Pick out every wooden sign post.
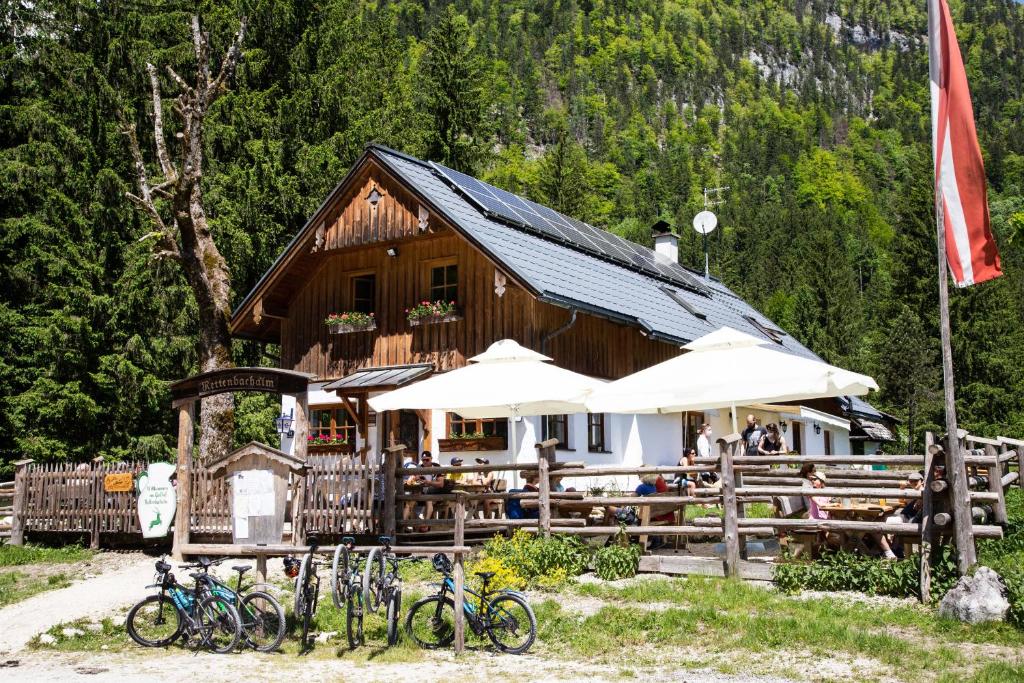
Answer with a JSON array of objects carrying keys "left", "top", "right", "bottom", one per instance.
[{"left": 168, "top": 368, "right": 314, "bottom": 560}]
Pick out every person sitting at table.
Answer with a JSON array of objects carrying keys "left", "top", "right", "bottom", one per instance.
[
  {"left": 402, "top": 451, "right": 424, "bottom": 526},
  {"left": 885, "top": 471, "right": 925, "bottom": 557},
  {"left": 802, "top": 471, "right": 832, "bottom": 520},
  {"left": 469, "top": 458, "right": 498, "bottom": 518},
  {"left": 636, "top": 473, "right": 674, "bottom": 522},
  {"left": 758, "top": 423, "right": 788, "bottom": 455},
  {"left": 416, "top": 452, "right": 446, "bottom": 529},
  {"left": 505, "top": 472, "right": 540, "bottom": 520},
  {"left": 675, "top": 449, "right": 699, "bottom": 496}
]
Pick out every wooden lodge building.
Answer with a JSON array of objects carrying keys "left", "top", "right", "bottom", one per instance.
[{"left": 230, "top": 145, "right": 895, "bottom": 483}]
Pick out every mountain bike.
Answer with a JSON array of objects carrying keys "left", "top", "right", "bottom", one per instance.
[
  {"left": 405, "top": 553, "right": 536, "bottom": 654},
  {"left": 283, "top": 535, "right": 323, "bottom": 652},
  {"left": 182, "top": 557, "right": 286, "bottom": 652},
  {"left": 126, "top": 558, "right": 242, "bottom": 654},
  {"left": 362, "top": 535, "right": 407, "bottom": 646},
  {"left": 331, "top": 536, "right": 365, "bottom": 648}
]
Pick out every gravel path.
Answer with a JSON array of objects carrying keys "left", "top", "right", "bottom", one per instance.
[
  {"left": 0, "top": 554, "right": 156, "bottom": 655},
  {"left": 0, "top": 649, "right": 801, "bottom": 683}
]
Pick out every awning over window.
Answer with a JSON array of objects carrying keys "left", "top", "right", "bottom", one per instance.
[{"left": 322, "top": 364, "right": 434, "bottom": 393}]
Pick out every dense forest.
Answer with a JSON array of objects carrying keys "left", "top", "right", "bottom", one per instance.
[{"left": 2, "top": 0, "right": 1023, "bottom": 470}]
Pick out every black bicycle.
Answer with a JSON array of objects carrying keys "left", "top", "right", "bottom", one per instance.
[
  {"left": 283, "top": 535, "right": 323, "bottom": 652},
  {"left": 330, "top": 536, "right": 365, "bottom": 648},
  {"left": 126, "top": 558, "right": 243, "bottom": 653},
  {"left": 362, "top": 535, "right": 405, "bottom": 646},
  {"left": 182, "top": 557, "right": 286, "bottom": 652},
  {"left": 405, "top": 553, "right": 536, "bottom": 654}
]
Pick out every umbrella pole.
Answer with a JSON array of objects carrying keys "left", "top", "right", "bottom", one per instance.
[
  {"left": 731, "top": 402, "right": 738, "bottom": 433},
  {"left": 510, "top": 405, "right": 519, "bottom": 488}
]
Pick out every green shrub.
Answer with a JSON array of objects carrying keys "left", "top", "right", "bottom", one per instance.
[
  {"left": 478, "top": 531, "right": 593, "bottom": 589},
  {"left": 977, "top": 489, "right": 1024, "bottom": 628},
  {"left": 593, "top": 544, "right": 641, "bottom": 581},
  {"left": 774, "top": 546, "right": 958, "bottom": 600}
]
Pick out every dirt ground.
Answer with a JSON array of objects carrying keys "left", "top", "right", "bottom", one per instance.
[{"left": 0, "top": 648, "right": 801, "bottom": 683}]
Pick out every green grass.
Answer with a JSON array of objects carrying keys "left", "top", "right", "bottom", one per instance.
[
  {"left": 0, "top": 542, "right": 93, "bottom": 567},
  {"left": 0, "top": 570, "right": 73, "bottom": 607},
  {"left": 684, "top": 502, "right": 775, "bottom": 521},
  {"left": 554, "top": 577, "right": 1024, "bottom": 679}
]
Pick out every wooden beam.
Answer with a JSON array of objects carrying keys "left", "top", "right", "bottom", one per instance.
[
  {"left": 414, "top": 409, "right": 432, "bottom": 452},
  {"left": 920, "top": 431, "right": 936, "bottom": 603},
  {"left": 172, "top": 402, "right": 194, "bottom": 561},
  {"left": 292, "top": 392, "right": 310, "bottom": 546},
  {"left": 9, "top": 459, "right": 34, "bottom": 546},
  {"left": 453, "top": 492, "right": 466, "bottom": 656},
  {"left": 717, "top": 433, "right": 742, "bottom": 579}
]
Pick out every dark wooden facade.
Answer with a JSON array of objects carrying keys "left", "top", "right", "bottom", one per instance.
[{"left": 232, "top": 158, "right": 680, "bottom": 381}]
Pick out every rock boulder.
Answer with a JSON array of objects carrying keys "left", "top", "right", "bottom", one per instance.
[{"left": 938, "top": 566, "right": 1010, "bottom": 624}]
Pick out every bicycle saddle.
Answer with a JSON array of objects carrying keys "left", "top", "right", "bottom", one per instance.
[
  {"left": 474, "top": 571, "right": 496, "bottom": 581},
  {"left": 232, "top": 565, "right": 251, "bottom": 574}
]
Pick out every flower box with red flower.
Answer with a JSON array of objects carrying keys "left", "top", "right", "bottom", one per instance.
[
  {"left": 307, "top": 433, "right": 354, "bottom": 453},
  {"left": 407, "top": 300, "right": 462, "bottom": 326},
  {"left": 325, "top": 311, "right": 376, "bottom": 334}
]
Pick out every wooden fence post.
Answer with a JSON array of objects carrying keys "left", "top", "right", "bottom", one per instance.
[
  {"left": 535, "top": 439, "right": 557, "bottom": 538},
  {"left": 984, "top": 444, "right": 1007, "bottom": 525},
  {"left": 292, "top": 392, "right": 310, "bottom": 546},
  {"left": 454, "top": 491, "right": 466, "bottom": 655},
  {"left": 920, "top": 433, "right": 936, "bottom": 603},
  {"left": 172, "top": 402, "right": 194, "bottom": 561},
  {"left": 383, "top": 445, "right": 405, "bottom": 538},
  {"left": 946, "top": 429, "right": 977, "bottom": 573},
  {"left": 717, "top": 434, "right": 741, "bottom": 578},
  {"left": 10, "top": 459, "right": 34, "bottom": 546},
  {"left": 90, "top": 456, "right": 104, "bottom": 549}
]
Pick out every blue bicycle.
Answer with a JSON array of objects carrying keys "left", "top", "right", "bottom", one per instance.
[{"left": 404, "top": 553, "right": 536, "bottom": 654}]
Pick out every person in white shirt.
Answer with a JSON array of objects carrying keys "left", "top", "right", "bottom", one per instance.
[{"left": 696, "top": 423, "right": 713, "bottom": 459}]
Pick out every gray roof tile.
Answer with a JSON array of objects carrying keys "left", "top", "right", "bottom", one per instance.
[{"left": 374, "top": 146, "right": 820, "bottom": 360}]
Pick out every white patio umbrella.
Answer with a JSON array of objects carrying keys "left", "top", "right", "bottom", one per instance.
[
  {"left": 585, "top": 327, "right": 878, "bottom": 432},
  {"left": 367, "top": 339, "right": 604, "bottom": 475}
]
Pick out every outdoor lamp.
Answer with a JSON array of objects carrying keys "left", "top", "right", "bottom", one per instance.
[
  {"left": 275, "top": 409, "right": 295, "bottom": 439},
  {"left": 813, "top": 422, "right": 822, "bottom": 435},
  {"left": 386, "top": 246, "right": 399, "bottom": 257},
  {"left": 779, "top": 419, "right": 787, "bottom": 434}
]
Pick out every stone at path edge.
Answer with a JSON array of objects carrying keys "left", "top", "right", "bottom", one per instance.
[{"left": 937, "top": 566, "right": 1010, "bottom": 624}]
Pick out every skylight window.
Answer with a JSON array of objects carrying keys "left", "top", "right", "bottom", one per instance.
[
  {"left": 661, "top": 286, "right": 707, "bottom": 320},
  {"left": 744, "top": 315, "right": 784, "bottom": 344}
]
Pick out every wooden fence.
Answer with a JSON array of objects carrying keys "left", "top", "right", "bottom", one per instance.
[
  {"left": 7, "top": 452, "right": 378, "bottom": 548},
  {"left": 379, "top": 430, "right": 1021, "bottom": 596}
]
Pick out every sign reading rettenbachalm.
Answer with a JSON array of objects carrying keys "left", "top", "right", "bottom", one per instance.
[{"left": 169, "top": 367, "right": 313, "bottom": 403}]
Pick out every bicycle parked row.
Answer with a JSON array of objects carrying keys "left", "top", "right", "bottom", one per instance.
[{"left": 124, "top": 535, "right": 536, "bottom": 655}]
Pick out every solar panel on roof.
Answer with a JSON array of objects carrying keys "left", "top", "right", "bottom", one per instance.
[{"left": 429, "top": 162, "right": 709, "bottom": 295}]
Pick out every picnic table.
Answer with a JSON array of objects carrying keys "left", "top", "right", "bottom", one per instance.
[{"left": 819, "top": 502, "right": 897, "bottom": 520}]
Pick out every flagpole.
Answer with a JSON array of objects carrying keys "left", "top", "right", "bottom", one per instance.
[{"left": 935, "top": 187, "right": 977, "bottom": 574}]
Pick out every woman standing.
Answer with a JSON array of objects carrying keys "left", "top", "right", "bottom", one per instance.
[{"left": 757, "top": 423, "right": 788, "bottom": 455}]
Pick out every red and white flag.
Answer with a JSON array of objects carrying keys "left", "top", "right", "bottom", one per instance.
[{"left": 929, "top": 0, "right": 1002, "bottom": 287}]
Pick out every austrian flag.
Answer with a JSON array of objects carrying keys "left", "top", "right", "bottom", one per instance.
[{"left": 928, "top": 0, "right": 1002, "bottom": 287}]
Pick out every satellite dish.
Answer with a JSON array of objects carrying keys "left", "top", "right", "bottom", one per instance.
[{"left": 692, "top": 210, "right": 718, "bottom": 235}]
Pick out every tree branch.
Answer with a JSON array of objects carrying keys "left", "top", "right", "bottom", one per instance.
[
  {"left": 206, "top": 16, "right": 247, "bottom": 106},
  {"left": 191, "top": 14, "right": 210, "bottom": 90},
  {"left": 145, "top": 63, "right": 177, "bottom": 182},
  {"left": 165, "top": 66, "right": 192, "bottom": 95}
]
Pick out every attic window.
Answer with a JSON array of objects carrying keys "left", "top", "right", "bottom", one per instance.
[
  {"left": 661, "top": 286, "right": 706, "bottom": 320},
  {"left": 744, "top": 315, "right": 784, "bottom": 344}
]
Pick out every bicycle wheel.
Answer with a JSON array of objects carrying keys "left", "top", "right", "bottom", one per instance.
[
  {"left": 386, "top": 587, "right": 402, "bottom": 646},
  {"left": 345, "top": 582, "right": 364, "bottom": 648},
  {"left": 485, "top": 593, "right": 536, "bottom": 654},
  {"left": 239, "top": 591, "right": 286, "bottom": 652},
  {"left": 293, "top": 550, "right": 313, "bottom": 618},
  {"left": 404, "top": 595, "right": 456, "bottom": 649},
  {"left": 362, "top": 547, "right": 385, "bottom": 614},
  {"left": 331, "top": 544, "right": 351, "bottom": 608},
  {"left": 126, "top": 594, "right": 182, "bottom": 647},
  {"left": 196, "top": 595, "right": 242, "bottom": 654}
]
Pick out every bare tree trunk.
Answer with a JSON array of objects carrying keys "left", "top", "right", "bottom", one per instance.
[{"left": 122, "top": 15, "right": 247, "bottom": 462}]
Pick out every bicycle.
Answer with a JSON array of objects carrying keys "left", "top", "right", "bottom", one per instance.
[
  {"left": 283, "top": 535, "right": 323, "bottom": 652},
  {"left": 181, "top": 557, "right": 286, "bottom": 652},
  {"left": 330, "top": 536, "right": 365, "bottom": 648},
  {"left": 405, "top": 553, "right": 536, "bottom": 654},
  {"left": 126, "top": 558, "right": 243, "bottom": 654},
  {"left": 362, "top": 535, "right": 406, "bottom": 646}
]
